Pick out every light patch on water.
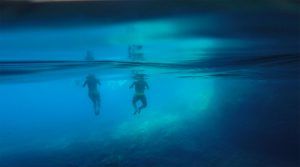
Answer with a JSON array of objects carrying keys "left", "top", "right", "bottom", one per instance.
[
  {"left": 0, "top": 16, "right": 249, "bottom": 62},
  {"left": 106, "top": 80, "right": 129, "bottom": 90},
  {"left": 174, "top": 79, "right": 214, "bottom": 113},
  {"left": 112, "top": 112, "right": 181, "bottom": 140}
]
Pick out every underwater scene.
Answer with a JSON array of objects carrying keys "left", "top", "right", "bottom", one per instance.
[{"left": 0, "top": 0, "right": 299, "bottom": 167}]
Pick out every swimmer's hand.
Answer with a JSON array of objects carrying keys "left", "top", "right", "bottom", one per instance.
[{"left": 129, "top": 82, "right": 135, "bottom": 89}]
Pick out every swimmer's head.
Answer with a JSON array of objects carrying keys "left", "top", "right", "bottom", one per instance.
[
  {"left": 134, "top": 74, "right": 145, "bottom": 81},
  {"left": 87, "top": 74, "right": 96, "bottom": 79}
]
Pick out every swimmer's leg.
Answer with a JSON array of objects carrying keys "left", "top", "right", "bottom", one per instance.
[
  {"left": 132, "top": 95, "right": 139, "bottom": 115},
  {"left": 89, "top": 93, "right": 99, "bottom": 116},
  {"left": 138, "top": 95, "right": 147, "bottom": 113}
]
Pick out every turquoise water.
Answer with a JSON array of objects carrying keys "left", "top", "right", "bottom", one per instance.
[{"left": 0, "top": 1, "right": 299, "bottom": 167}]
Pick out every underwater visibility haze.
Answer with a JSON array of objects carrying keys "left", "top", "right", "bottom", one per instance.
[{"left": 0, "top": 0, "right": 299, "bottom": 166}]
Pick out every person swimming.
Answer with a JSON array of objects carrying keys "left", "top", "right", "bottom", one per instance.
[
  {"left": 130, "top": 75, "right": 149, "bottom": 114},
  {"left": 83, "top": 74, "right": 101, "bottom": 115}
]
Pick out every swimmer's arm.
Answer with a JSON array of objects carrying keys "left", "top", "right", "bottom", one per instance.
[
  {"left": 82, "top": 81, "right": 87, "bottom": 87},
  {"left": 145, "top": 82, "right": 149, "bottom": 90},
  {"left": 129, "top": 82, "right": 135, "bottom": 89}
]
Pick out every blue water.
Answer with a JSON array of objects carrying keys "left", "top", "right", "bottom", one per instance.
[{"left": 0, "top": 1, "right": 299, "bottom": 167}]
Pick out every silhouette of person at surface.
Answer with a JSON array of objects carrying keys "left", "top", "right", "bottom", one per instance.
[
  {"left": 85, "top": 51, "right": 95, "bottom": 61},
  {"left": 83, "top": 74, "right": 101, "bottom": 115},
  {"left": 130, "top": 74, "right": 149, "bottom": 115}
]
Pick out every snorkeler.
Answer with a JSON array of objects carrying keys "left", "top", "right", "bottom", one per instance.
[
  {"left": 83, "top": 74, "right": 101, "bottom": 115},
  {"left": 130, "top": 75, "right": 149, "bottom": 114}
]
